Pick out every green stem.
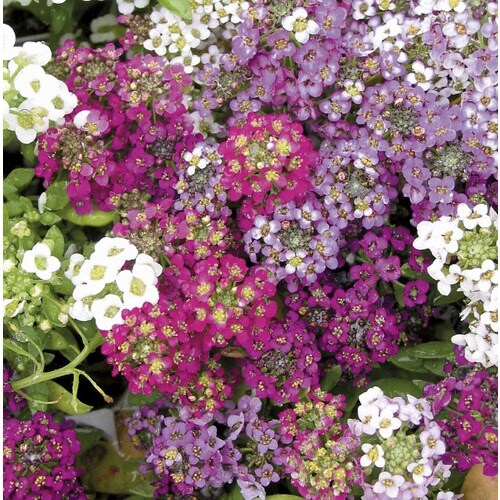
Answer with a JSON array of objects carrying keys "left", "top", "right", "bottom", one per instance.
[{"left": 11, "top": 332, "right": 103, "bottom": 390}]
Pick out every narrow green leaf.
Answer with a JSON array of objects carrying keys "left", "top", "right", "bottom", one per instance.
[
  {"left": 59, "top": 205, "right": 115, "bottom": 227},
  {"left": 46, "top": 380, "right": 93, "bottom": 415},
  {"left": 423, "top": 359, "right": 447, "bottom": 376},
  {"left": 321, "top": 365, "right": 342, "bottom": 392},
  {"left": 5, "top": 168, "right": 34, "bottom": 191},
  {"left": 392, "top": 281, "right": 405, "bottom": 307},
  {"left": 157, "top": 0, "right": 192, "bottom": 21},
  {"left": 45, "top": 181, "right": 70, "bottom": 211},
  {"left": 45, "top": 225, "right": 65, "bottom": 259},
  {"left": 432, "top": 286, "right": 464, "bottom": 306},
  {"left": 388, "top": 348, "right": 428, "bottom": 374},
  {"left": 409, "top": 341, "right": 455, "bottom": 359},
  {"left": 368, "top": 378, "right": 422, "bottom": 398}
]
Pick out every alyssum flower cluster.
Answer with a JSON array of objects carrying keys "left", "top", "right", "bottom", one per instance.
[{"left": 2, "top": 0, "right": 498, "bottom": 498}]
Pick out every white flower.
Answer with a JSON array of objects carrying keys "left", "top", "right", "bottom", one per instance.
[
  {"left": 373, "top": 472, "right": 405, "bottom": 498},
  {"left": 135, "top": 254, "right": 163, "bottom": 278},
  {"left": 4, "top": 100, "right": 49, "bottom": 144},
  {"left": 90, "top": 14, "right": 119, "bottom": 44},
  {"left": 359, "top": 386, "right": 384, "bottom": 406},
  {"left": 78, "top": 259, "right": 120, "bottom": 295},
  {"left": 352, "top": 0, "right": 376, "bottom": 20},
  {"left": 355, "top": 404, "right": 381, "bottom": 435},
  {"left": 406, "top": 60, "right": 434, "bottom": 91},
  {"left": 437, "top": 263, "right": 462, "bottom": 296},
  {"left": 93, "top": 237, "right": 138, "bottom": 268},
  {"left": 65, "top": 253, "right": 86, "bottom": 284},
  {"left": 457, "top": 203, "right": 492, "bottom": 229},
  {"left": 341, "top": 79, "right": 365, "bottom": 104},
  {"left": 3, "top": 24, "right": 18, "bottom": 61},
  {"left": 91, "top": 294, "right": 125, "bottom": 331},
  {"left": 116, "top": 265, "right": 159, "bottom": 309},
  {"left": 184, "top": 147, "right": 209, "bottom": 175},
  {"left": 377, "top": 405, "right": 402, "bottom": 438},
  {"left": 8, "top": 41, "right": 52, "bottom": 72},
  {"left": 407, "top": 459, "right": 433, "bottom": 485},
  {"left": 3, "top": 299, "right": 25, "bottom": 318},
  {"left": 13, "top": 65, "right": 58, "bottom": 100},
  {"left": 282, "top": 7, "right": 320, "bottom": 44},
  {"left": 21, "top": 242, "right": 61, "bottom": 280},
  {"left": 143, "top": 28, "right": 170, "bottom": 56},
  {"left": 420, "top": 423, "right": 446, "bottom": 458},
  {"left": 360, "top": 443, "right": 385, "bottom": 468},
  {"left": 476, "top": 260, "right": 498, "bottom": 293},
  {"left": 116, "top": 0, "right": 149, "bottom": 15},
  {"left": 69, "top": 299, "right": 94, "bottom": 322},
  {"left": 171, "top": 51, "right": 201, "bottom": 74}
]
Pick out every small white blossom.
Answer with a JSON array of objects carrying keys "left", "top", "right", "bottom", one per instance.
[
  {"left": 116, "top": 0, "right": 149, "bottom": 15},
  {"left": 373, "top": 472, "right": 405, "bottom": 498},
  {"left": 91, "top": 294, "right": 125, "bottom": 331},
  {"left": 282, "top": 7, "right": 320, "bottom": 44},
  {"left": 360, "top": 443, "right": 385, "bottom": 468},
  {"left": 116, "top": 265, "right": 159, "bottom": 309},
  {"left": 407, "top": 459, "right": 433, "bottom": 484},
  {"left": 93, "top": 237, "right": 139, "bottom": 268},
  {"left": 21, "top": 242, "right": 61, "bottom": 280}
]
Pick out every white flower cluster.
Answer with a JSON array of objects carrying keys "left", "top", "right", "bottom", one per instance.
[
  {"left": 67, "top": 237, "right": 162, "bottom": 331},
  {"left": 414, "top": 203, "right": 498, "bottom": 368},
  {"left": 141, "top": 0, "right": 248, "bottom": 72},
  {"left": 3, "top": 24, "right": 77, "bottom": 144},
  {"left": 349, "top": 387, "right": 458, "bottom": 500}
]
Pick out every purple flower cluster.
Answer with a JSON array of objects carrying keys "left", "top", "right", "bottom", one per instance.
[
  {"left": 238, "top": 311, "right": 321, "bottom": 403},
  {"left": 4, "top": 412, "right": 84, "bottom": 499},
  {"left": 423, "top": 358, "right": 498, "bottom": 476},
  {"left": 37, "top": 41, "right": 192, "bottom": 214},
  {"left": 127, "top": 396, "right": 286, "bottom": 498}
]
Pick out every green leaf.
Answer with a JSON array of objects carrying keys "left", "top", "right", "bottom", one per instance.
[
  {"left": 59, "top": 205, "right": 115, "bottom": 227},
  {"left": 333, "top": 382, "right": 361, "bottom": 418},
  {"left": 80, "top": 442, "right": 155, "bottom": 494},
  {"left": 127, "top": 390, "right": 163, "bottom": 407},
  {"left": 40, "top": 211, "right": 62, "bottom": 225},
  {"left": 25, "top": 382, "right": 50, "bottom": 412},
  {"left": 409, "top": 341, "right": 455, "bottom": 359},
  {"left": 46, "top": 380, "right": 93, "bottom": 415},
  {"left": 41, "top": 297, "right": 66, "bottom": 327},
  {"left": 3, "top": 182, "right": 18, "bottom": 201},
  {"left": 76, "top": 427, "right": 104, "bottom": 455},
  {"left": 225, "top": 484, "right": 245, "bottom": 500},
  {"left": 44, "top": 225, "right": 65, "bottom": 259},
  {"left": 45, "top": 181, "right": 70, "bottom": 211},
  {"left": 5, "top": 168, "right": 34, "bottom": 191},
  {"left": 43, "top": 352, "right": 55, "bottom": 365},
  {"left": 46, "top": 328, "right": 79, "bottom": 358},
  {"left": 157, "top": 0, "right": 192, "bottom": 21},
  {"left": 434, "top": 321, "right": 456, "bottom": 341},
  {"left": 321, "top": 365, "right": 342, "bottom": 392},
  {"left": 423, "top": 359, "right": 447, "bottom": 376},
  {"left": 392, "top": 281, "right": 405, "bottom": 307},
  {"left": 400, "top": 263, "right": 434, "bottom": 282},
  {"left": 71, "top": 319, "right": 99, "bottom": 343},
  {"left": 52, "top": 274, "right": 75, "bottom": 296},
  {"left": 432, "top": 286, "right": 464, "bottom": 306},
  {"left": 388, "top": 348, "right": 428, "bottom": 374},
  {"left": 368, "top": 378, "right": 422, "bottom": 398},
  {"left": 20, "top": 143, "right": 37, "bottom": 166}
]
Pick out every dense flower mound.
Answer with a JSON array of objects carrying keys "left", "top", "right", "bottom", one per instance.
[
  {"left": 279, "top": 391, "right": 364, "bottom": 499},
  {"left": 348, "top": 387, "right": 456, "bottom": 499},
  {"left": 424, "top": 359, "right": 498, "bottom": 476},
  {"left": 4, "top": 412, "right": 84, "bottom": 499},
  {"left": 36, "top": 41, "right": 192, "bottom": 214},
  {"left": 238, "top": 310, "right": 321, "bottom": 403},
  {"left": 218, "top": 112, "right": 318, "bottom": 206},
  {"left": 127, "top": 396, "right": 287, "bottom": 498},
  {"left": 2, "top": 0, "right": 498, "bottom": 497}
]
